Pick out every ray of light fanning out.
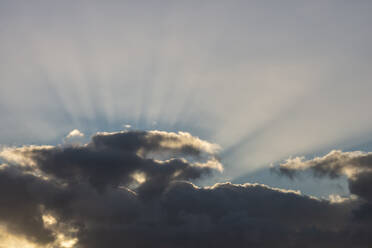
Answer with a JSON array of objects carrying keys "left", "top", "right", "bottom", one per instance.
[
  {"left": 1, "top": 1, "right": 372, "bottom": 247},
  {"left": 1, "top": 1, "right": 372, "bottom": 179}
]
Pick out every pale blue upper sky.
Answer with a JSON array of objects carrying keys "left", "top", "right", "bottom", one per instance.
[{"left": 1, "top": 1, "right": 372, "bottom": 194}]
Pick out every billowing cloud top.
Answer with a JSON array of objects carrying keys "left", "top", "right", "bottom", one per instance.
[
  {"left": 66, "top": 129, "right": 85, "bottom": 139},
  {"left": 0, "top": 131, "right": 372, "bottom": 247},
  {"left": 279, "top": 150, "right": 372, "bottom": 203}
]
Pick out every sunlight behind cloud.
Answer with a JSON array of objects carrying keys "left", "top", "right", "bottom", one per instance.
[
  {"left": 0, "top": 226, "right": 39, "bottom": 248},
  {"left": 0, "top": 0, "right": 372, "bottom": 179},
  {"left": 66, "top": 129, "right": 84, "bottom": 139}
]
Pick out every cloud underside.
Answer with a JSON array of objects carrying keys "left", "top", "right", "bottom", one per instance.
[{"left": 1, "top": 132, "right": 372, "bottom": 247}]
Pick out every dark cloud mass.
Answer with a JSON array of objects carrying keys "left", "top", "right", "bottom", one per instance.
[{"left": 1, "top": 132, "right": 372, "bottom": 247}]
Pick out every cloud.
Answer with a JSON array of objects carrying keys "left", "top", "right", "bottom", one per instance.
[
  {"left": 0, "top": 132, "right": 372, "bottom": 247},
  {"left": 277, "top": 150, "right": 372, "bottom": 238},
  {"left": 277, "top": 150, "right": 372, "bottom": 200},
  {"left": 278, "top": 150, "right": 372, "bottom": 179},
  {"left": 278, "top": 149, "right": 372, "bottom": 201},
  {"left": 65, "top": 129, "right": 84, "bottom": 139}
]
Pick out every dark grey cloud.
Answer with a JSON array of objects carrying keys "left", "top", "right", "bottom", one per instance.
[
  {"left": 277, "top": 150, "right": 372, "bottom": 246},
  {"left": 277, "top": 150, "right": 372, "bottom": 200},
  {"left": 1, "top": 133, "right": 372, "bottom": 247},
  {"left": 0, "top": 166, "right": 55, "bottom": 245}
]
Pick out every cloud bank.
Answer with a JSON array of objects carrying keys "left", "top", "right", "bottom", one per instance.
[{"left": 1, "top": 131, "right": 372, "bottom": 247}]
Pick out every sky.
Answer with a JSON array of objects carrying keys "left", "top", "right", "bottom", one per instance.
[{"left": 1, "top": 1, "right": 372, "bottom": 247}]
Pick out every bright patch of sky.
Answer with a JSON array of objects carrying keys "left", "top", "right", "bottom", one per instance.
[{"left": 1, "top": 1, "right": 372, "bottom": 195}]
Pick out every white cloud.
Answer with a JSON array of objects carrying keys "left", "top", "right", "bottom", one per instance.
[{"left": 66, "top": 129, "right": 84, "bottom": 139}]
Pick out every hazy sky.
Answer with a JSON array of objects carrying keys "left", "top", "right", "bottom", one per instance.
[
  {"left": 2, "top": 1, "right": 372, "bottom": 175},
  {"left": 1, "top": 2, "right": 372, "bottom": 246}
]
